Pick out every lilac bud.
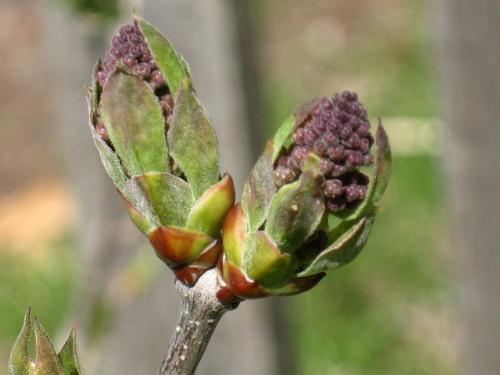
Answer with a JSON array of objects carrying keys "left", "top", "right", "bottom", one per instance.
[
  {"left": 314, "top": 139, "right": 328, "bottom": 156},
  {"left": 339, "top": 126, "right": 352, "bottom": 140},
  {"left": 328, "top": 145, "right": 345, "bottom": 161},
  {"left": 129, "top": 44, "right": 143, "bottom": 58},
  {"left": 120, "top": 25, "right": 135, "bottom": 34},
  {"left": 303, "top": 127, "right": 317, "bottom": 144},
  {"left": 323, "top": 131, "right": 338, "bottom": 145},
  {"left": 293, "top": 128, "right": 306, "bottom": 145},
  {"left": 110, "top": 47, "right": 122, "bottom": 58},
  {"left": 96, "top": 121, "right": 109, "bottom": 141},
  {"left": 97, "top": 21, "right": 167, "bottom": 93},
  {"left": 275, "top": 166, "right": 297, "bottom": 188},
  {"left": 95, "top": 21, "right": 174, "bottom": 144},
  {"left": 133, "top": 62, "right": 151, "bottom": 79},
  {"left": 357, "top": 122, "right": 370, "bottom": 136},
  {"left": 319, "top": 158, "right": 334, "bottom": 175},
  {"left": 331, "top": 164, "right": 347, "bottom": 177},
  {"left": 290, "top": 146, "right": 309, "bottom": 168},
  {"left": 160, "top": 94, "right": 174, "bottom": 115},
  {"left": 273, "top": 91, "right": 374, "bottom": 213},
  {"left": 324, "top": 179, "right": 343, "bottom": 198},
  {"left": 360, "top": 137, "right": 371, "bottom": 153},
  {"left": 348, "top": 133, "right": 361, "bottom": 148},
  {"left": 123, "top": 54, "right": 137, "bottom": 68},
  {"left": 142, "top": 48, "right": 152, "bottom": 61}
]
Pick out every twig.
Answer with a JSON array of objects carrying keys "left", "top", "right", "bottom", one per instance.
[{"left": 158, "top": 269, "right": 231, "bottom": 375}]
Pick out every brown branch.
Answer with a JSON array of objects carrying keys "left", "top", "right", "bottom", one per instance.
[{"left": 158, "top": 269, "right": 232, "bottom": 375}]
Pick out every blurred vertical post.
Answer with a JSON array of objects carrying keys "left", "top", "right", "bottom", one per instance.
[
  {"left": 437, "top": 1, "right": 500, "bottom": 374},
  {"left": 43, "top": 0, "right": 283, "bottom": 373}
]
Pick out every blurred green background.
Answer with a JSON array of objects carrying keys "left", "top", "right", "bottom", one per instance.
[{"left": 0, "top": 0, "right": 456, "bottom": 374}]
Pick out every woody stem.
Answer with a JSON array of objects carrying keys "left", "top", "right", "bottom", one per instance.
[{"left": 158, "top": 269, "right": 231, "bottom": 375}]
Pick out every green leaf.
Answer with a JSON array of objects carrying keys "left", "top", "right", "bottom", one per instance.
[
  {"left": 88, "top": 63, "right": 101, "bottom": 127},
  {"left": 298, "top": 214, "right": 375, "bottom": 276},
  {"left": 121, "top": 195, "right": 155, "bottom": 234},
  {"left": 168, "top": 80, "right": 219, "bottom": 198},
  {"left": 268, "top": 273, "right": 325, "bottom": 296},
  {"left": 134, "top": 173, "right": 194, "bottom": 227},
  {"left": 244, "top": 231, "right": 296, "bottom": 288},
  {"left": 87, "top": 67, "right": 129, "bottom": 192},
  {"left": 271, "top": 97, "right": 323, "bottom": 161},
  {"left": 33, "top": 318, "right": 64, "bottom": 375},
  {"left": 8, "top": 309, "right": 31, "bottom": 375},
  {"left": 100, "top": 71, "right": 168, "bottom": 177},
  {"left": 345, "top": 121, "right": 392, "bottom": 221},
  {"left": 222, "top": 205, "right": 246, "bottom": 267},
  {"left": 58, "top": 328, "right": 82, "bottom": 375},
  {"left": 371, "top": 121, "right": 392, "bottom": 203},
  {"left": 136, "top": 15, "right": 191, "bottom": 97},
  {"left": 89, "top": 121, "right": 128, "bottom": 192},
  {"left": 271, "top": 115, "right": 295, "bottom": 161},
  {"left": 186, "top": 175, "right": 235, "bottom": 237},
  {"left": 265, "top": 168, "right": 325, "bottom": 254},
  {"left": 122, "top": 177, "right": 160, "bottom": 230},
  {"left": 242, "top": 142, "right": 277, "bottom": 232}
]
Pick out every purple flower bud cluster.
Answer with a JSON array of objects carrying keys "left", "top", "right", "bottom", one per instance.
[
  {"left": 275, "top": 91, "right": 373, "bottom": 212},
  {"left": 96, "top": 22, "right": 174, "bottom": 133}
]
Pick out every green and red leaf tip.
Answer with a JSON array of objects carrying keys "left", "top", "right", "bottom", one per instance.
[{"left": 8, "top": 309, "right": 83, "bottom": 375}]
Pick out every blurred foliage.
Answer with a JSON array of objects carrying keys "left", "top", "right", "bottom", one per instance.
[
  {"left": 53, "top": 0, "right": 120, "bottom": 22},
  {"left": 290, "top": 155, "right": 453, "bottom": 374},
  {"left": 0, "top": 236, "right": 77, "bottom": 369}
]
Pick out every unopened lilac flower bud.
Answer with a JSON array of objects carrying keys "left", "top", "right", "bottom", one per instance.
[
  {"left": 324, "top": 179, "right": 343, "bottom": 198},
  {"left": 88, "top": 16, "right": 236, "bottom": 286},
  {"left": 95, "top": 121, "right": 109, "bottom": 141},
  {"left": 274, "top": 91, "right": 374, "bottom": 213},
  {"left": 217, "top": 91, "right": 391, "bottom": 303},
  {"left": 133, "top": 62, "right": 151, "bottom": 79}
]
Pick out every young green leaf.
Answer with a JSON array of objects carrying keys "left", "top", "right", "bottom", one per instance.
[
  {"left": 8, "top": 309, "right": 32, "bottom": 375},
  {"left": 58, "top": 328, "right": 82, "bottom": 375},
  {"left": 100, "top": 71, "right": 168, "bottom": 177},
  {"left": 136, "top": 15, "right": 191, "bottom": 97},
  {"left": 186, "top": 175, "right": 235, "bottom": 237},
  {"left": 298, "top": 214, "right": 375, "bottom": 276},
  {"left": 265, "top": 169, "right": 325, "bottom": 254},
  {"left": 134, "top": 173, "right": 194, "bottom": 227},
  {"left": 242, "top": 142, "right": 276, "bottom": 232},
  {"left": 33, "top": 318, "right": 64, "bottom": 375},
  {"left": 168, "top": 80, "right": 219, "bottom": 198}
]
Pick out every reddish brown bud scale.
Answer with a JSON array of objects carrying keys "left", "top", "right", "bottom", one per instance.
[
  {"left": 173, "top": 240, "right": 222, "bottom": 286},
  {"left": 221, "top": 259, "right": 268, "bottom": 299},
  {"left": 275, "top": 91, "right": 374, "bottom": 213}
]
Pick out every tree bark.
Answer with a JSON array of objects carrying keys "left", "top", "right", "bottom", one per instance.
[
  {"left": 159, "top": 270, "right": 230, "bottom": 375},
  {"left": 437, "top": 1, "right": 500, "bottom": 374}
]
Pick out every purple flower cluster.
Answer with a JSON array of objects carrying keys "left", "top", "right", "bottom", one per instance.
[
  {"left": 275, "top": 91, "right": 373, "bottom": 212},
  {"left": 96, "top": 22, "right": 174, "bottom": 128}
]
